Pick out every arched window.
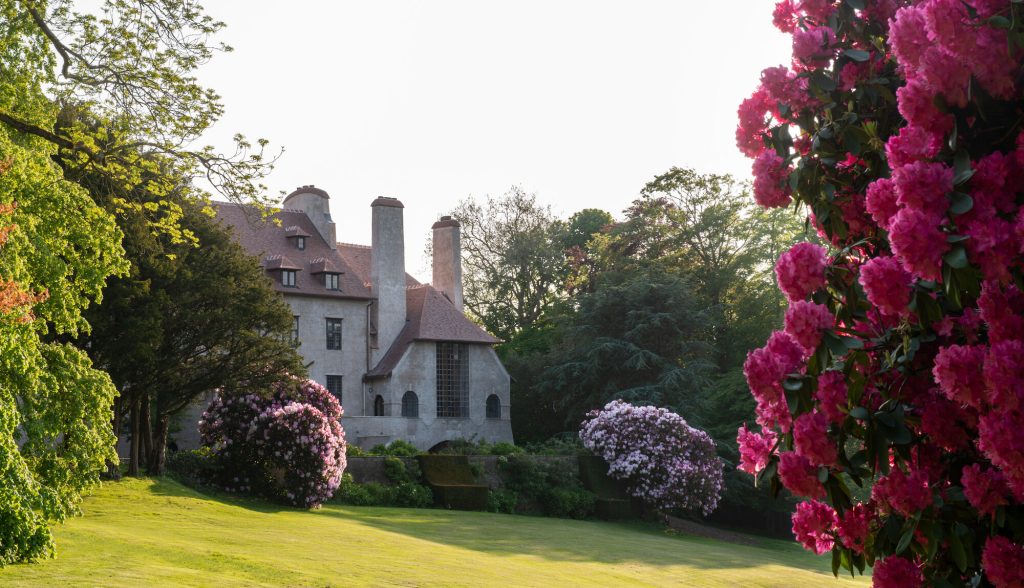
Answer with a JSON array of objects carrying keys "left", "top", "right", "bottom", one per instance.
[
  {"left": 401, "top": 391, "right": 419, "bottom": 418},
  {"left": 486, "top": 394, "right": 501, "bottom": 419},
  {"left": 373, "top": 395, "right": 385, "bottom": 417}
]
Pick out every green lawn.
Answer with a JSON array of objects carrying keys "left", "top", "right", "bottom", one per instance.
[{"left": 4, "top": 478, "right": 869, "bottom": 587}]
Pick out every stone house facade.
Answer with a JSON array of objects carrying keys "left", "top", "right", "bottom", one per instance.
[{"left": 207, "top": 186, "right": 513, "bottom": 450}]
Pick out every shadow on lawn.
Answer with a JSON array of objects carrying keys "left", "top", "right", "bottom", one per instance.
[{"left": 142, "top": 477, "right": 826, "bottom": 572}]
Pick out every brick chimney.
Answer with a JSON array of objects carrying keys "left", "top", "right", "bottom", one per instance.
[
  {"left": 370, "top": 196, "right": 406, "bottom": 361},
  {"left": 282, "top": 185, "right": 336, "bottom": 250},
  {"left": 432, "top": 216, "right": 463, "bottom": 311}
]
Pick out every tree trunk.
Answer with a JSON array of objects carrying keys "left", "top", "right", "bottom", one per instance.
[
  {"left": 140, "top": 390, "right": 152, "bottom": 471},
  {"left": 128, "top": 397, "right": 140, "bottom": 477},
  {"left": 104, "top": 395, "right": 123, "bottom": 480},
  {"left": 149, "top": 414, "right": 170, "bottom": 476}
]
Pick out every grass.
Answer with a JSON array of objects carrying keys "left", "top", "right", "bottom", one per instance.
[{"left": 4, "top": 477, "right": 870, "bottom": 587}]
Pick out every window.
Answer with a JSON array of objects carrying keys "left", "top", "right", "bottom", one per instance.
[
  {"left": 296, "top": 236, "right": 306, "bottom": 251},
  {"left": 326, "top": 318, "right": 343, "bottom": 350},
  {"left": 401, "top": 391, "right": 419, "bottom": 418},
  {"left": 373, "top": 395, "right": 385, "bottom": 416},
  {"left": 325, "top": 375, "right": 343, "bottom": 403},
  {"left": 325, "top": 273, "right": 340, "bottom": 291},
  {"left": 486, "top": 394, "right": 501, "bottom": 419},
  {"left": 436, "top": 342, "right": 468, "bottom": 418},
  {"left": 291, "top": 316, "right": 300, "bottom": 346},
  {"left": 282, "top": 270, "right": 296, "bottom": 287}
]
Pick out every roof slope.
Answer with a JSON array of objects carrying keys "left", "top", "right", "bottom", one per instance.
[
  {"left": 366, "top": 285, "right": 500, "bottom": 379},
  {"left": 336, "top": 243, "right": 420, "bottom": 288},
  {"left": 214, "top": 202, "right": 372, "bottom": 299}
]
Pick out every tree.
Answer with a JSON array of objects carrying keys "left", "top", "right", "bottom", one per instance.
[
  {"left": 0, "top": 99, "right": 126, "bottom": 563},
  {"left": 536, "top": 269, "right": 717, "bottom": 427},
  {"left": 737, "top": 2, "right": 1024, "bottom": 585},
  {"left": 78, "top": 179, "right": 305, "bottom": 477},
  {"left": 450, "top": 187, "right": 568, "bottom": 345}
]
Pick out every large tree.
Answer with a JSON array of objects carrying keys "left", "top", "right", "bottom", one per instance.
[
  {"left": 77, "top": 177, "right": 305, "bottom": 477},
  {"left": 449, "top": 187, "right": 568, "bottom": 345},
  {"left": 0, "top": 0, "right": 276, "bottom": 562}
]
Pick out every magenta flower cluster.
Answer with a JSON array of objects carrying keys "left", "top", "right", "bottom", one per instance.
[
  {"left": 736, "top": 1, "right": 1024, "bottom": 585},
  {"left": 579, "top": 400, "right": 723, "bottom": 516},
  {"left": 199, "top": 377, "right": 346, "bottom": 508}
]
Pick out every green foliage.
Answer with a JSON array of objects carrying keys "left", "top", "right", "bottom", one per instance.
[
  {"left": 166, "top": 447, "right": 220, "bottom": 489},
  {"left": 520, "top": 435, "right": 586, "bottom": 456},
  {"left": 448, "top": 187, "right": 568, "bottom": 344},
  {"left": 0, "top": 66, "right": 126, "bottom": 563},
  {"left": 382, "top": 457, "right": 422, "bottom": 485},
  {"left": 333, "top": 474, "right": 433, "bottom": 509},
  {"left": 498, "top": 455, "right": 596, "bottom": 519},
  {"left": 538, "top": 269, "right": 718, "bottom": 424},
  {"left": 433, "top": 439, "right": 525, "bottom": 456},
  {"left": 486, "top": 489, "right": 518, "bottom": 514},
  {"left": 366, "top": 440, "right": 420, "bottom": 457}
]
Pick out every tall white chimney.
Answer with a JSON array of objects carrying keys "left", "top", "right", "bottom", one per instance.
[
  {"left": 370, "top": 196, "right": 406, "bottom": 361},
  {"left": 282, "top": 185, "right": 336, "bottom": 249},
  {"left": 432, "top": 216, "right": 463, "bottom": 311}
]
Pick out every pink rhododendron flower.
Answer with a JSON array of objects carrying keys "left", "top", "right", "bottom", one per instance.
[
  {"left": 892, "top": 161, "right": 953, "bottom": 218},
  {"left": 792, "top": 26, "right": 838, "bottom": 68},
  {"left": 919, "top": 393, "right": 970, "bottom": 451},
  {"left": 752, "top": 150, "right": 792, "bottom": 208},
  {"left": 778, "top": 452, "right": 825, "bottom": 498},
  {"left": 933, "top": 344, "right": 986, "bottom": 409},
  {"left": 792, "top": 500, "right": 837, "bottom": 555},
  {"left": 775, "top": 242, "right": 827, "bottom": 301},
  {"left": 865, "top": 178, "right": 900, "bottom": 231},
  {"left": 978, "top": 410, "right": 1024, "bottom": 499},
  {"left": 784, "top": 300, "right": 833, "bottom": 353},
  {"left": 888, "top": 208, "right": 949, "bottom": 282},
  {"left": 962, "top": 464, "right": 1009, "bottom": 517},
  {"left": 978, "top": 280, "right": 1024, "bottom": 344},
  {"left": 793, "top": 411, "right": 837, "bottom": 467},
  {"left": 896, "top": 80, "right": 953, "bottom": 135},
  {"left": 837, "top": 503, "right": 871, "bottom": 555},
  {"left": 886, "top": 125, "right": 943, "bottom": 169},
  {"left": 873, "top": 468, "right": 932, "bottom": 517},
  {"left": 889, "top": 6, "right": 929, "bottom": 69},
  {"left": 772, "top": 0, "right": 799, "bottom": 33},
  {"left": 872, "top": 556, "right": 923, "bottom": 588},
  {"left": 815, "top": 371, "right": 847, "bottom": 424},
  {"left": 736, "top": 88, "right": 771, "bottom": 157},
  {"left": 737, "top": 424, "right": 777, "bottom": 474},
  {"left": 982, "top": 536, "right": 1024, "bottom": 588},
  {"left": 859, "top": 256, "right": 913, "bottom": 317},
  {"left": 983, "top": 340, "right": 1024, "bottom": 411}
]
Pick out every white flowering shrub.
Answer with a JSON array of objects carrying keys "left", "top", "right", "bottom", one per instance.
[
  {"left": 200, "top": 378, "right": 346, "bottom": 508},
  {"left": 579, "top": 400, "right": 723, "bottom": 516}
]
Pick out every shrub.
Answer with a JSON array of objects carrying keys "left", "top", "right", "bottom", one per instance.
[
  {"left": 736, "top": 1, "right": 1024, "bottom": 583},
  {"left": 579, "top": 400, "right": 723, "bottom": 516},
  {"left": 382, "top": 456, "right": 422, "bottom": 485},
  {"left": 367, "top": 440, "right": 419, "bottom": 457},
  {"left": 540, "top": 487, "right": 596, "bottom": 520},
  {"left": 498, "top": 454, "right": 596, "bottom": 518},
  {"left": 166, "top": 447, "right": 219, "bottom": 488},
  {"left": 487, "top": 489, "right": 519, "bottom": 514},
  {"left": 199, "top": 377, "right": 346, "bottom": 508},
  {"left": 332, "top": 474, "right": 433, "bottom": 508}
]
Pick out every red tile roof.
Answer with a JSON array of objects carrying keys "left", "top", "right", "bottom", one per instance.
[
  {"left": 214, "top": 202, "right": 372, "bottom": 300},
  {"left": 365, "top": 284, "right": 500, "bottom": 379}
]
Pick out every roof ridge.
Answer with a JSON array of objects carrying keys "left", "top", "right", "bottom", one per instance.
[{"left": 336, "top": 242, "right": 370, "bottom": 249}]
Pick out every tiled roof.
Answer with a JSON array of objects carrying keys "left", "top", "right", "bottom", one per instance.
[
  {"left": 337, "top": 243, "right": 420, "bottom": 289},
  {"left": 365, "top": 284, "right": 500, "bottom": 379},
  {"left": 213, "top": 202, "right": 372, "bottom": 300},
  {"left": 309, "top": 257, "right": 342, "bottom": 274},
  {"left": 283, "top": 225, "right": 311, "bottom": 238}
]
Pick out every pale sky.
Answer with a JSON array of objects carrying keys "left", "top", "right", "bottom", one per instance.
[{"left": 195, "top": 1, "right": 792, "bottom": 280}]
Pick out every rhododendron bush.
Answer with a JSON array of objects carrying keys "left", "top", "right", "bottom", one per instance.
[
  {"left": 579, "top": 401, "right": 723, "bottom": 515},
  {"left": 200, "top": 378, "right": 346, "bottom": 508},
  {"left": 736, "top": 1, "right": 1024, "bottom": 586}
]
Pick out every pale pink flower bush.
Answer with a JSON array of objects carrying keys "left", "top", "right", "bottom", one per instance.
[
  {"left": 579, "top": 401, "right": 723, "bottom": 516},
  {"left": 737, "top": 0, "right": 1024, "bottom": 585},
  {"left": 200, "top": 377, "right": 346, "bottom": 508}
]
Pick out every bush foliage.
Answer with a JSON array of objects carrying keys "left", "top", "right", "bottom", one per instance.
[{"left": 737, "top": 1, "right": 1024, "bottom": 585}]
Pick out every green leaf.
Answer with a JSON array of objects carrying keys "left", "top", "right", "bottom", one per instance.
[
  {"left": 845, "top": 0, "right": 865, "bottom": 9},
  {"left": 849, "top": 406, "right": 870, "bottom": 420},
  {"left": 896, "top": 525, "right": 915, "bottom": 554},
  {"left": 947, "top": 234, "right": 970, "bottom": 244},
  {"left": 843, "top": 49, "right": 870, "bottom": 62},
  {"left": 944, "top": 247, "right": 969, "bottom": 269},
  {"left": 831, "top": 548, "right": 842, "bottom": 577},
  {"left": 989, "top": 15, "right": 1012, "bottom": 28},
  {"left": 949, "top": 526, "right": 967, "bottom": 572},
  {"left": 949, "top": 191, "right": 973, "bottom": 215}
]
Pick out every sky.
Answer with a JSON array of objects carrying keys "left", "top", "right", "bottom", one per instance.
[{"left": 194, "top": 1, "right": 793, "bottom": 280}]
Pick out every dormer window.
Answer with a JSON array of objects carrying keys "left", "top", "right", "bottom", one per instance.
[
  {"left": 282, "top": 270, "right": 297, "bottom": 287},
  {"left": 296, "top": 237, "right": 306, "bottom": 251},
  {"left": 325, "top": 272, "right": 340, "bottom": 291}
]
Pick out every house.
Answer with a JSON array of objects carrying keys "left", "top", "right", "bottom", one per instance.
[{"left": 208, "top": 185, "right": 513, "bottom": 450}]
